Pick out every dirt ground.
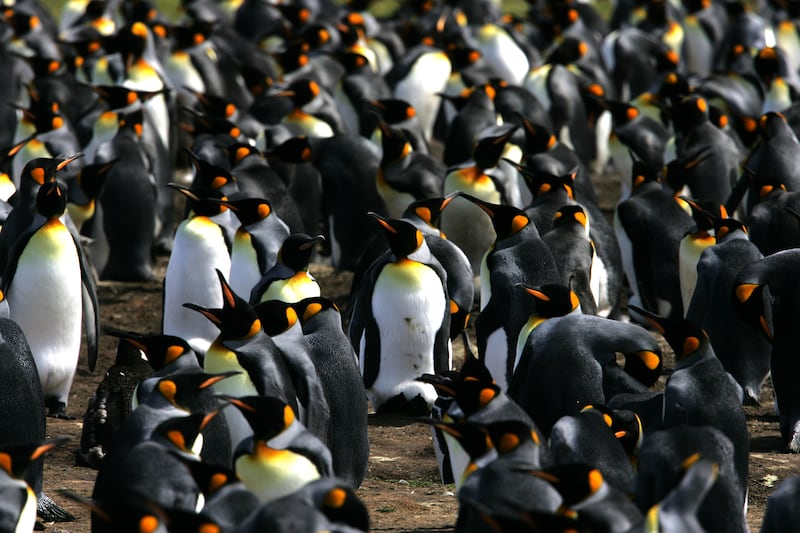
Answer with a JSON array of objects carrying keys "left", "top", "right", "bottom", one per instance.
[{"left": 39, "top": 175, "right": 800, "bottom": 532}]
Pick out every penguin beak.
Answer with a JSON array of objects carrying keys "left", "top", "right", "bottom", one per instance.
[
  {"left": 56, "top": 152, "right": 84, "bottom": 171},
  {"left": 167, "top": 182, "right": 201, "bottom": 201},
  {"left": 299, "top": 234, "right": 325, "bottom": 251},
  {"left": 183, "top": 303, "right": 223, "bottom": 326},
  {"left": 455, "top": 192, "right": 495, "bottom": 218},
  {"left": 368, "top": 212, "right": 397, "bottom": 233}
]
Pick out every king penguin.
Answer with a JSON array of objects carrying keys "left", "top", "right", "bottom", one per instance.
[
  {"left": 2, "top": 178, "right": 98, "bottom": 418},
  {"left": 349, "top": 213, "right": 451, "bottom": 414}
]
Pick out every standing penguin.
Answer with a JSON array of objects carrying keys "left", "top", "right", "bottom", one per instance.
[
  {"left": 249, "top": 233, "right": 325, "bottom": 304},
  {"left": 162, "top": 183, "right": 232, "bottom": 356},
  {"left": 349, "top": 213, "right": 451, "bottom": 414},
  {"left": 296, "top": 296, "right": 369, "bottom": 488},
  {"left": 2, "top": 178, "right": 98, "bottom": 418},
  {"left": 224, "top": 197, "right": 291, "bottom": 300},
  {"left": 686, "top": 215, "right": 771, "bottom": 404},
  {"left": 733, "top": 248, "right": 800, "bottom": 451},
  {"left": 614, "top": 158, "right": 694, "bottom": 318}
]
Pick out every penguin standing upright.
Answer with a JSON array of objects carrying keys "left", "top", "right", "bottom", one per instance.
[
  {"left": 733, "top": 248, "right": 800, "bottom": 451},
  {"left": 162, "top": 183, "right": 232, "bottom": 356},
  {"left": 686, "top": 215, "right": 771, "bottom": 404},
  {"left": 296, "top": 296, "right": 369, "bottom": 488},
  {"left": 249, "top": 233, "right": 325, "bottom": 304},
  {"left": 2, "top": 178, "right": 98, "bottom": 418},
  {"left": 349, "top": 214, "right": 451, "bottom": 414}
]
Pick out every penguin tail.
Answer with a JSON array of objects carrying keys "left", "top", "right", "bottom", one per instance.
[{"left": 38, "top": 492, "right": 76, "bottom": 522}]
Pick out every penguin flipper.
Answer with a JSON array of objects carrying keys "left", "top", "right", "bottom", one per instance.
[
  {"left": 38, "top": 492, "right": 76, "bottom": 522},
  {"left": 684, "top": 257, "right": 711, "bottom": 324},
  {"left": 76, "top": 234, "right": 99, "bottom": 372},
  {"left": 282, "top": 348, "right": 331, "bottom": 442},
  {"left": 0, "top": 226, "right": 35, "bottom": 293}
]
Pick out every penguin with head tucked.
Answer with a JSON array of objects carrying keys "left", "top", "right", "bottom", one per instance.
[
  {"left": 632, "top": 306, "right": 749, "bottom": 501},
  {"left": 349, "top": 213, "right": 451, "bottom": 414},
  {"left": 733, "top": 248, "right": 800, "bottom": 452},
  {"left": 510, "top": 312, "right": 662, "bottom": 437},
  {"left": 2, "top": 177, "right": 98, "bottom": 418}
]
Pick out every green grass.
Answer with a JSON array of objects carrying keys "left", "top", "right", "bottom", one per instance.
[{"left": 39, "top": 0, "right": 183, "bottom": 23}]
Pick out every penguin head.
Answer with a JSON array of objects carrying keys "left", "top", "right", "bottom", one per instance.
[
  {"left": 283, "top": 78, "right": 324, "bottom": 109},
  {"left": 225, "top": 142, "right": 262, "bottom": 168},
  {"left": 531, "top": 463, "right": 606, "bottom": 506},
  {"left": 581, "top": 404, "right": 644, "bottom": 455},
  {"left": 74, "top": 159, "right": 117, "bottom": 201},
  {"left": 629, "top": 305, "right": 711, "bottom": 361},
  {"left": 186, "top": 150, "right": 237, "bottom": 192},
  {"left": 754, "top": 47, "right": 785, "bottom": 86},
  {"left": 758, "top": 111, "right": 789, "bottom": 140},
  {"left": 664, "top": 147, "right": 715, "bottom": 197},
  {"left": 264, "top": 136, "right": 313, "bottom": 164},
  {"left": 183, "top": 460, "right": 241, "bottom": 499},
  {"left": 518, "top": 117, "right": 558, "bottom": 154},
  {"left": 483, "top": 420, "right": 542, "bottom": 455},
  {"left": 552, "top": 205, "right": 589, "bottom": 233},
  {"left": 678, "top": 195, "right": 717, "bottom": 234},
  {"left": 519, "top": 165, "right": 577, "bottom": 201},
  {"left": 403, "top": 193, "right": 458, "bottom": 229},
  {"left": 472, "top": 123, "right": 518, "bottom": 171},
  {"left": 314, "top": 482, "right": 371, "bottom": 532},
  {"left": 295, "top": 296, "right": 340, "bottom": 325},
  {"left": 17, "top": 89, "right": 66, "bottom": 135},
  {"left": 629, "top": 155, "right": 661, "bottom": 191},
  {"left": 621, "top": 347, "right": 663, "bottom": 387},
  {"left": 714, "top": 216, "right": 748, "bottom": 242},
  {"left": 168, "top": 183, "right": 229, "bottom": 218},
  {"left": 451, "top": 380, "right": 503, "bottom": 416},
  {"left": 118, "top": 108, "right": 145, "bottom": 138},
  {"left": 426, "top": 419, "right": 494, "bottom": 462},
  {"left": 0, "top": 436, "right": 69, "bottom": 479},
  {"left": 254, "top": 299, "right": 299, "bottom": 336},
  {"left": 221, "top": 197, "right": 275, "bottom": 227},
  {"left": 369, "top": 212, "right": 425, "bottom": 258},
  {"left": 223, "top": 395, "right": 296, "bottom": 441},
  {"left": 516, "top": 283, "right": 581, "bottom": 318},
  {"left": 672, "top": 95, "right": 710, "bottom": 132},
  {"left": 35, "top": 178, "right": 68, "bottom": 219},
  {"left": 364, "top": 98, "right": 418, "bottom": 128},
  {"left": 732, "top": 282, "right": 772, "bottom": 342},
  {"left": 377, "top": 120, "right": 413, "bottom": 164},
  {"left": 151, "top": 410, "right": 222, "bottom": 457},
  {"left": 104, "top": 328, "right": 198, "bottom": 370},
  {"left": 457, "top": 193, "right": 533, "bottom": 240},
  {"left": 278, "top": 233, "right": 325, "bottom": 271},
  {"left": 182, "top": 107, "right": 244, "bottom": 140},
  {"left": 22, "top": 152, "right": 83, "bottom": 186},
  {"left": 155, "top": 370, "right": 238, "bottom": 410},
  {"left": 184, "top": 270, "right": 262, "bottom": 341},
  {"left": 90, "top": 84, "right": 157, "bottom": 112},
  {"left": 546, "top": 36, "right": 590, "bottom": 66}
]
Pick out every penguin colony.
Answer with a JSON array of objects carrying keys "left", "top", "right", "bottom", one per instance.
[{"left": 1, "top": 0, "right": 800, "bottom": 530}]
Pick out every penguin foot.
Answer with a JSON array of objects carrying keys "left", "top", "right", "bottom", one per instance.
[
  {"left": 38, "top": 493, "right": 76, "bottom": 522},
  {"left": 376, "top": 393, "right": 432, "bottom": 417},
  {"left": 46, "top": 401, "right": 75, "bottom": 420},
  {"left": 154, "top": 236, "right": 173, "bottom": 256}
]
